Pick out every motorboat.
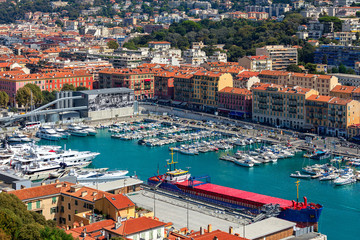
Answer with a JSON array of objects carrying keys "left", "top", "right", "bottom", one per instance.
[
  {"left": 290, "top": 171, "right": 311, "bottom": 179},
  {"left": 36, "top": 126, "right": 62, "bottom": 141},
  {"left": 79, "top": 125, "right": 97, "bottom": 136},
  {"left": 234, "top": 159, "right": 254, "bottom": 167},
  {"left": 70, "top": 169, "right": 129, "bottom": 183},
  {"left": 219, "top": 155, "right": 236, "bottom": 162},
  {"left": 56, "top": 128, "right": 70, "bottom": 139},
  {"left": 334, "top": 174, "right": 356, "bottom": 186},
  {"left": 67, "top": 124, "right": 88, "bottom": 137},
  {"left": 319, "top": 173, "right": 338, "bottom": 181}
]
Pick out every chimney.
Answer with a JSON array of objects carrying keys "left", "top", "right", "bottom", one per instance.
[
  {"left": 229, "top": 226, "right": 233, "bottom": 234},
  {"left": 207, "top": 224, "right": 212, "bottom": 233},
  {"left": 200, "top": 227, "right": 204, "bottom": 235}
]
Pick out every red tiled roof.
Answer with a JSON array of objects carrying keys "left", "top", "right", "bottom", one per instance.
[
  {"left": 192, "top": 230, "right": 248, "bottom": 240},
  {"left": 104, "top": 217, "right": 166, "bottom": 236},
  {"left": 71, "top": 219, "right": 114, "bottom": 234},
  {"left": 306, "top": 94, "right": 332, "bottom": 102},
  {"left": 11, "top": 182, "right": 73, "bottom": 200},
  {"left": 248, "top": 55, "right": 269, "bottom": 60},
  {"left": 328, "top": 97, "right": 352, "bottom": 105},
  {"left": 105, "top": 194, "right": 135, "bottom": 210},
  {"left": 218, "top": 87, "right": 252, "bottom": 95},
  {"left": 330, "top": 85, "right": 355, "bottom": 93}
]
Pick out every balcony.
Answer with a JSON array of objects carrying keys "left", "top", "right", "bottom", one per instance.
[
  {"left": 288, "top": 102, "right": 297, "bottom": 107},
  {"left": 258, "top": 98, "right": 267, "bottom": 104}
]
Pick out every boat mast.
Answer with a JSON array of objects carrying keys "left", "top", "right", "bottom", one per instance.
[
  {"left": 296, "top": 180, "right": 300, "bottom": 204},
  {"left": 167, "top": 148, "right": 177, "bottom": 171}
]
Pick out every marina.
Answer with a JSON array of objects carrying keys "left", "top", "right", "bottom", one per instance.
[
  {"left": 0, "top": 119, "right": 358, "bottom": 238},
  {"left": 33, "top": 124, "right": 360, "bottom": 239}
]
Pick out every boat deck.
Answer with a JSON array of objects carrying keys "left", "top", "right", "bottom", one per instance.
[{"left": 176, "top": 180, "right": 293, "bottom": 209}]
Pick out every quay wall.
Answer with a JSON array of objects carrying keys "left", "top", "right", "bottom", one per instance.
[{"left": 88, "top": 107, "right": 134, "bottom": 121}]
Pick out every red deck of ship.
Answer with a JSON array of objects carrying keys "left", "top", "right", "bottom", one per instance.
[{"left": 176, "top": 180, "right": 293, "bottom": 209}]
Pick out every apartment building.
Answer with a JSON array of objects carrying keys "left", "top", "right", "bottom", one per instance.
[
  {"left": 218, "top": 87, "right": 252, "bottom": 118},
  {"left": 148, "top": 41, "right": 171, "bottom": 50},
  {"left": 183, "top": 48, "right": 208, "bottom": 66},
  {"left": 111, "top": 54, "right": 143, "bottom": 68},
  {"left": 10, "top": 182, "right": 135, "bottom": 229},
  {"left": 0, "top": 70, "right": 93, "bottom": 101},
  {"left": 305, "top": 95, "right": 360, "bottom": 137},
  {"left": 333, "top": 32, "right": 356, "bottom": 46},
  {"left": 314, "top": 45, "right": 360, "bottom": 68},
  {"left": 331, "top": 73, "right": 360, "bottom": 86},
  {"left": 191, "top": 71, "right": 233, "bottom": 111},
  {"left": 173, "top": 72, "right": 194, "bottom": 102},
  {"left": 238, "top": 55, "right": 272, "bottom": 71},
  {"left": 258, "top": 70, "right": 339, "bottom": 95},
  {"left": 255, "top": 45, "right": 298, "bottom": 71},
  {"left": 330, "top": 85, "right": 357, "bottom": 99},
  {"left": 252, "top": 83, "right": 318, "bottom": 130},
  {"left": 154, "top": 71, "right": 175, "bottom": 99},
  {"left": 208, "top": 51, "right": 227, "bottom": 63},
  {"left": 99, "top": 68, "right": 154, "bottom": 100}
]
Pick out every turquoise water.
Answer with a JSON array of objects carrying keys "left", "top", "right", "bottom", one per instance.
[{"left": 40, "top": 129, "right": 360, "bottom": 239}]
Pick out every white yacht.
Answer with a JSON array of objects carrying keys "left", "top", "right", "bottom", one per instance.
[
  {"left": 12, "top": 147, "right": 100, "bottom": 177},
  {"left": 79, "top": 125, "right": 97, "bottom": 136},
  {"left": 36, "top": 126, "right": 62, "bottom": 141},
  {"left": 67, "top": 124, "right": 88, "bottom": 137},
  {"left": 70, "top": 169, "right": 129, "bottom": 183}
]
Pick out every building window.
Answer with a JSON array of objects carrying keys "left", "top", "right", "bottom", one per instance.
[
  {"left": 68, "top": 215, "right": 71, "bottom": 221},
  {"left": 27, "top": 202, "right": 32, "bottom": 210},
  {"left": 50, "top": 207, "right": 57, "bottom": 214},
  {"left": 75, "top": 200, "right": 78, "bottom": 206},
  {"left": 52, "top": 197, "right": 57, "bottom": 204},
  {"left": 68, "top": 203, "right": 71, "bottom": 210},
  {"left": 61, "top": 196, "right": 64, "bottom": 201},
  {"left": 36, "top": 201, "right": 40, "bottom": 209},
  {"left": 61, "top": 206, "right": 64, "bottom": 213}
]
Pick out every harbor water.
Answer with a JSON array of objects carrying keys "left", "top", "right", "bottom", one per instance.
[{"left": 40, "top": 129, "right": 360, "bottom": 239}]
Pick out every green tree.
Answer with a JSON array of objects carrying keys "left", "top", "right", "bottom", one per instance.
[
  {"left": 318, "top": 15, "right": 342, "bottom": 32},
  {"left": 346, "top": 68, "right": 356, "bottom": 74},
  {"left": 42, "top": 90, "right": 57, "bottom": 105},
  {"left": 322, "top": 55, "right": 328, "bottom": 64},
  {"left": 0, "top": 193, "right": 74, "bottom": 240},
  {"left": 286, "top": 64, "right": 303, "bottom": 73},
  {"left": 331, "top": 67, "right": 339, "bottom": 73},
  {"left": 61, "top": 84, "right": 76, "bottom": 91},
  {"left": 16, "top": 223, "right": 42, "bottom": 240},
  {"left": 0, "top": 91, "right": 9, "bottom": 108},
  {"left": 75, "top": 86, "right": 88, "bottom": 91},
  {"left": 356, "top": 11, "right": 360, "bottom": 17},
  {"left": 16, "top": 87, "right": 32, "bottom": 110},
  {"left": 107, "top": 40, "right": 119, "bottom": 50},
  {"left": 24, "top": 83, "right": 43, "bottom": 105},
  {"left": 298, "top": 43, "right": 315, "bottom": 64},
  {"left": 339, "top": 63, "right": 347, "bottom": 73},
  {"left": 305, "top": 63, "right": 317, "bottom": 74}
]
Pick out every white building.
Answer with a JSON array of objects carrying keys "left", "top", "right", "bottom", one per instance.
[
  {"left": 208, "top": 51, "right": 227, "bottom": 63},
  {"left": 183, "top": 48, "right": 207, "bottom": 66}
]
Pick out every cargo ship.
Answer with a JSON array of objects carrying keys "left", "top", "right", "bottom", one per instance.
[{"left": 148, "top": 151, "right": 323, "bottom": 228}]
